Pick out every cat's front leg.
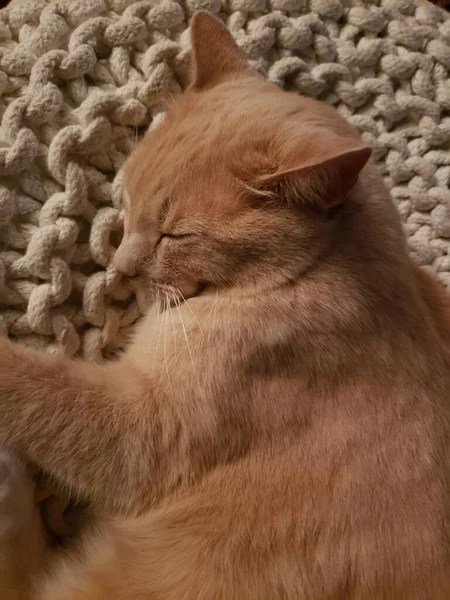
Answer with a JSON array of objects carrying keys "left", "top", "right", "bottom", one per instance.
[{"left": 0, "top": 338, "right": 167, "bottom": 516}]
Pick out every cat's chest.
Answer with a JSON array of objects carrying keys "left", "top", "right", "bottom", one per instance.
[
  {"left": 129, "top": 305, "right": 220, "bottom": 379},
  {"left": 129, "top": 298, "right": 302, "bottom": 393}
]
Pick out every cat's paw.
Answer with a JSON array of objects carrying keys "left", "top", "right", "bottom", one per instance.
[{"left": 0, "top": 449, "right": 34, "bottom": 536}]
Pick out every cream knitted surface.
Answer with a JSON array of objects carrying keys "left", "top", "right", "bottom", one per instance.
[{"left": 0, "top": 0, "right": 449, "bottom": 360}]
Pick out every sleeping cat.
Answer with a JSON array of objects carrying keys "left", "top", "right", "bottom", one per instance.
[{"left": 0, "top": 11, "right": 449, "bottom": 599}]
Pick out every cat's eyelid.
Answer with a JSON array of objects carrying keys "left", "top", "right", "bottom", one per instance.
[
  {"left": 161, "top": 217, "right": 206, "bottom": 239},
  {"left": 162, "top": 231, "right": 196, "bottom": 239},
  {"left": 161, "top": 220, "right": 201, "bottom": 238}
]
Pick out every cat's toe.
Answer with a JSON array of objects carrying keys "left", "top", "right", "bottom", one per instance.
[{"left": 0, "top": 449, "right": 34, "bottom": 535}]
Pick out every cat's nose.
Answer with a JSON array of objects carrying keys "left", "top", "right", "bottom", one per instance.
[{"left": 113, "top": 245, "right": 138, "bottom": 277}]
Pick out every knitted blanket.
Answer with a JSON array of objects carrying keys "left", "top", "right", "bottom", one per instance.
[{"left": 0, "top": 0, "right": 449, "bottom": 360}]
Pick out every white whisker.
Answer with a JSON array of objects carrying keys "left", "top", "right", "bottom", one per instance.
[
  {"left": 208, "top": 288, "right": 221, "bottom": 343},
  {"left": 168, "top": 289, "right": 178, "bottom": 359},
  {"left": 162, "top": 295, "right": 175, "bottom": 398},
  {"left": 154, "top": 289, "right": 164, "bottom": 360},
  {"left": 175, "top": 286, "right": 205, "bottom": 339},
  {"left": 173, "top": 292, "right": 200, "bottom": 387}
]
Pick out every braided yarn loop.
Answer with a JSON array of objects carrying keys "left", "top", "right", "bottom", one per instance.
[{"left": 0, "top": 0, "right": 449, "bottom": 358}]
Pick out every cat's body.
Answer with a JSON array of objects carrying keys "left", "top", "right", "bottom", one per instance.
[{"left": 0, "top": 12, "right": 449, "bottom": 600}]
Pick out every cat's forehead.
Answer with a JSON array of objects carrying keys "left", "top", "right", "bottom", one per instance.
[
  {"left": 122, "top": 130, "right": 243, "bottom": 227},
  {"left": 122, "top": 79, "right": 349, "bottom": 220},
  {"left": 123, "top": 95, "right": 245, "bottom": 210}
]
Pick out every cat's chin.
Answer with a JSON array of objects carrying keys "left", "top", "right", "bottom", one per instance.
[
  {"left": 128, "top": 276, "right": 204, "bottom": 315},
  {"left": 152, "top": 281, "right": 204, "bottom": 312}
]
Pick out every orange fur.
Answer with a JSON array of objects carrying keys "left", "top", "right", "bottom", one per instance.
[
  {"left": 0, "top": 12, "right": 449, "bottom": 600},
  {"left": 414, "top": 267, "right": 450, "bottom": 343}
]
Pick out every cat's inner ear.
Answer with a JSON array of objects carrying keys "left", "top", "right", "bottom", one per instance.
[
  {"left": 258, "top": 135, "right": 372, "bottom": 210},
  {"left": 189, "top": 11, "right": 253, "bottom": 90}
]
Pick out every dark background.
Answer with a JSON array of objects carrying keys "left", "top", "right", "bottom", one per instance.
[{"left": 433, "top": 1, "right": 450, "bottom": 9}]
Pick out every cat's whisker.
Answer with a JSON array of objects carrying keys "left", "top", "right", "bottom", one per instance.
[
  {"left": 236, "top": 177, "right": 276, "bottom": 200},
  {"left": 162, "top": 296, "right": 175, "bottom": 398},
  {"left": 174, "top": 286, "right": 205, "bottom": 339},
  {"left": 168, "top": 289, "right": 178, "bottom": 359},
  {"left": 124, "top": 125, "right": 140, "bottom": 155},
  {"left": 124, "top": 131, "right": 136, "bottom": 156},
  {"left": 208, "top": 288, "right": 222, "bottom": 343},
  {"left": 154, "top": 289, "right": 164, "bottom": 361},
  {"left": 172, "top": 292, "right": 200, "bottom": 387}
]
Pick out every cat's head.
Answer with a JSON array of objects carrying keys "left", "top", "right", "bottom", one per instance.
[{"left": 114, "top": 12, "right": 371, "bottom": 304}]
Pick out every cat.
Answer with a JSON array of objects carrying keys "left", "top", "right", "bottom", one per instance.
[
  {"left": 0, "top": 11, "right": 449, "bottom": 600},
  {"left": 414, "top": 267, "right": 450, "bottom": 344}
]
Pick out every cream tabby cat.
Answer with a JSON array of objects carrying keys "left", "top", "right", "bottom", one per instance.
[{"left": 0, "top": 12, "right": 449, "bottom": 600}]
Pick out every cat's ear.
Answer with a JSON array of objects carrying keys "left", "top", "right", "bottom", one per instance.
[
  {"left": 258, "top": 136, "right": 372, "bottom": 210},
  {"left": 189, "top": 11, "right": 253, "bottom": 90}
]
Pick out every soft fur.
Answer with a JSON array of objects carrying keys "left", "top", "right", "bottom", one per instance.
[{"left": 0, "top": 12, "right": 449, "bottom": 600}]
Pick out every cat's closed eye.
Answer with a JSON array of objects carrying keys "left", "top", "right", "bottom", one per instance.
[
  {"left": 155, "top": 232, "right": 196, "bottom": 251},
  {"left": 160, "top": 232, "right": 196, "bottom": 241}
]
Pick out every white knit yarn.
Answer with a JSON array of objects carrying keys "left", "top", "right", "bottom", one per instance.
[{"left": 0, "top": 0, "right": 449, "bottom": 359}]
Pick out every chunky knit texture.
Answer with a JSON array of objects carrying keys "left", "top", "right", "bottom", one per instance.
[{"left": 0, "top": 0, "right": 449, "bottom": 359}]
